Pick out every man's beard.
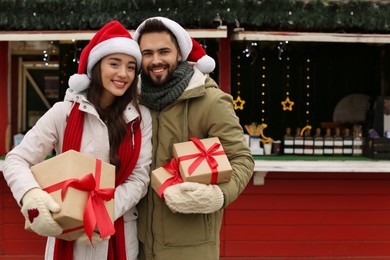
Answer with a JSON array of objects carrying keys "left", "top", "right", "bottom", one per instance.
[
  {"left": 144, "top": 60, "right": 179, "bottom": 86},
  {"left": 150, "top": 72, "right": 172, "bottom": 86}
]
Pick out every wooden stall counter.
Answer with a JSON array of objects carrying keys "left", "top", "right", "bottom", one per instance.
[{"left": 253, "top": 155, "right": 390, "bottom": 185}]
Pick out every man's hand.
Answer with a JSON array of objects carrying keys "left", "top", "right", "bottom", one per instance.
[{"left": 164, "top": 182, "right": 224, "bottom": 214}]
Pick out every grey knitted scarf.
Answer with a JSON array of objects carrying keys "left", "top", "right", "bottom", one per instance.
[{"left": 140, "top": 62, "right": 194, "bottom": 111}]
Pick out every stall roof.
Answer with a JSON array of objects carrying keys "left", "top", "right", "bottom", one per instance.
[
  {"left": 232, "top": 31, "right": 390, "bottom": 44},
  {"left": 4, "top": 29, "right": 390, "bottom": 44},
  {"left": 0, "top": 28, "right": 228, "bottom": 42}
]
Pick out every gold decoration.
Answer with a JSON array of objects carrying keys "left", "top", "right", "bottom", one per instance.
[
  {"left": 300, "top": 125, "right": 312, "bottom": 136},
  {"left": 281, "top": 96, "right": 295, "bottom": 111},
  {"left": 259, "top": 123, "right": 273, "bottom": 143},
  {"left": 233, "top": 95, "right": 246, "bottom": 110},
  {"left": 244, "top": 123, "right": 272, "bottom": 143},
  {"left": 244, "top": 122, "right": 263, "bottom": 136}
]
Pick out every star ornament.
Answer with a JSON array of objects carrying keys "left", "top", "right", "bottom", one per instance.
[
  {"left": 281, "top": 96, "right": 294, "bottom": 111},
  {"left": 233, "top": 95, "right": 246, "bottom": 110}
]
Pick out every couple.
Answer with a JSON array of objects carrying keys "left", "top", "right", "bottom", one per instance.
[{"left": 3, "top": 17, "right": 254, "bottom": 260}]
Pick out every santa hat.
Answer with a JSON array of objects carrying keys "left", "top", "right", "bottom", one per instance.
[
  {"left": 133, "top": 16, "right": 215, "bottom": 74},
  {"left": 69, "top": 20, "right": 142, "bottom": 92},
  {"left": 188, "top": 38, "right": 216, "bottom": 75}
]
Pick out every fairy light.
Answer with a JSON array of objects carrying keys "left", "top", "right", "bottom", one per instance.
[
  {"left": 199, "top": 39, "right": 207, "bottom": 51},
  {"left": 43, "top": 50, "right": 49, "bottom": 66},
  {"left": 233, "top": 54, "right": 246, "bottom": 110},
  {"left": 260, "top": 56, "right": 266, "bottom": 123},
  {"left": 243, "top": 41, "right": 258, "bottom": 64},
  {"left": 281, "top": 56, "right": 295, "bottom": 111},
  {"left": 72, "top": 39, "right": 80, "bottom": 64},
  {"left": 42, "top": 41, "right": 56, "bottom": 66},
  {"left": 277, "top": 41, "right": 288, "bottom": 60},
  {"left": 237, "top": 55, "right": 241, "bottom": 97},
  {"left": 60, "top": 40, "right": 83, "bottom": 86},
  {"left": 305, "top": 57, "right": 311, "bottom": 124}
]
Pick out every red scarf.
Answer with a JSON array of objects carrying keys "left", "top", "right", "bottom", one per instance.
[{"left": 53, "top": 103, "right": 142, "bottom": 260}]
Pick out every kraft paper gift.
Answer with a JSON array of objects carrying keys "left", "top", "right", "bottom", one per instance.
[
  {"left": 25, "top": 150, "right": 115, "bottom": 241},
  {"left": 173, "top": 137, "right": 232, "bottom": 184}
]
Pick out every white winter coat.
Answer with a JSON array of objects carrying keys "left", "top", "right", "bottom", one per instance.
[{"left": 3, "top": 88, "right": 152, "bottom": 260}]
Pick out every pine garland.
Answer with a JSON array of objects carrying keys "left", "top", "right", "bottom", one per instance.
[{"left": 1, "top": 0, "right": 390, "bottom": 33}]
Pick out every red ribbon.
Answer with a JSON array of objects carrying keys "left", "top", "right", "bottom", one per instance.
[
  {"left": 177, "top": 137, "right": 225, "bottom": 184},
  {"left": 44, "top": 159, "right": 115, "bottom": 244},
  {"left": 157, "top": 158, "right": 183, "bottom": 200}
]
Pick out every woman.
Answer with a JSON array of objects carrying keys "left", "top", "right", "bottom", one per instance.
[{"left": 2, "top": 20, "right": 152, "bottom": 260}]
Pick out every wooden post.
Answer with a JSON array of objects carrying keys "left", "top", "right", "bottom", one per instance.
[
  {"left": 0, "top": 42, "right": 9, "bottom": 155},
  {"left": 218, "top": 37, "right": 231, "bottom": 94}
]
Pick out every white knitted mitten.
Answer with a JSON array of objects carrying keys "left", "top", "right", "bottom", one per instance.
[
  {"left": 164, "top": 182, "right": 224, "bottom": 214},
  {"left": 21, "top": 188, "right": 63, "bottom": 237}
]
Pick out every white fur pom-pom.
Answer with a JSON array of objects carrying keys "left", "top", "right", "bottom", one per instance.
[
  {"left": 68, "top": 74, "right": 91, "bottom": 92},
  {"left": 196, "top": 55, "right": 216, "bottom": 74}
]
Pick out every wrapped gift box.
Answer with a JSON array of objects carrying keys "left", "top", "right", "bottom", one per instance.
[
  {"left": 151, "top": 162, "right": 182, "bottom": 213},
  {"left": 151, "top": 158, "right": 183, "bottom": 199},
  {"left": 25, "top": 150, "right": 115, "bottom": 241},
  {"left": 173, "top": 137, "right": 232, "bottom": 184}
]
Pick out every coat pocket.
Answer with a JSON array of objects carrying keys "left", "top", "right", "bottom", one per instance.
[{"left": 162, "top": 206, "right": 218, "bottom": 247}]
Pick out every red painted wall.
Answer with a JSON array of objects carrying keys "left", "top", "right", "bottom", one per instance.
[
  {"left": 0, "top": 42, "right": 9, "bottom": 155},
  {"left": 220, "top": 172, "right": 390, "bottom": 259},
  {"left": 0, "top": 174, "right": 46, "bottom": 259},
  {"left": 2, "top": 171, "right": 390, "bottom": 259}
]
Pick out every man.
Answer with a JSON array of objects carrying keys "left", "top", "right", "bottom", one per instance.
[{"left": 133, "top": 16, "right": 254, "bottom": 260}]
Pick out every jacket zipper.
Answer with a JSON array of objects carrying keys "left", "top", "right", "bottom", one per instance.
[{"left": 150, "top": 109, "right": 160, "bottom": 256}]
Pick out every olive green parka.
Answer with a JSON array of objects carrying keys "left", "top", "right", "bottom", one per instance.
[{"left": 138, "top": 67, "right": 254, "bottom": 260}]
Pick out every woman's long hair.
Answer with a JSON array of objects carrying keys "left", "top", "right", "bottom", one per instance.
[{"left": 87, "top": 60, "right": 141, "bottom": 169}]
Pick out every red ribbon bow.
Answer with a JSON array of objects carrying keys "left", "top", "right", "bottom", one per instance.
[
  {"left": 157, "top": 158, "right": 183, "bottom": 200},
  {"left": 61, "top": 159, "right": 115, "bottom": 244},
  {"left": 178, "top": 137, "right": 225, "bottom": 184}
]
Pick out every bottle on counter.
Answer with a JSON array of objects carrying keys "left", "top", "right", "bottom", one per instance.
[
  {"left": 353, "top": 125, "right": 364, "bottom": 156},
  {"left": 294, "top": 127, "right": 304, "bottom": 155},
  {"left": 273, "top": 140, "right": 281, "bottom": 155},
  {"left": 323, "top": 128, "right": 334, "bottom": 156},
  {"left": 313, "top": 128, "right": 324, "bottom": 155},
  {"left": 343, "top": 128, "right": 353, "bottom": 156},
  {"left": 303, "top": 128, "right": 314, "bottom": 155},
  {"left": 283, "top": 127, "right": 294, "bottom": 155},
  {"left": 333, "top": 127, "right": 343, "bottom": 156}
]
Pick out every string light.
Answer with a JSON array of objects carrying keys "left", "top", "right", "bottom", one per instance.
[
  {"left": 260, "top": 56, "right": 266, "bottom": 122},
  {"left": 60, "top": 40, "right": 83, "bottom": 86},
  {"left": 233, "top": 54, "right": 246, "bottom": 110},
  {"left": 199, "top": 39, "right": 207, "bottom": 50},
  {"left": 281, "top": 56, "right": 294, "bottom": 111},
  {"left": 43, "top": 50, "right": 49, "bottom": 65},
  {"left": 42, "top": 41, "right": 56, "bottom": 66},
  {"left": 72, "top": 39, "right": 81, "bottom": 64},
  {"left": 305, "top": 57, "right": 311, "bottom": 125},
  {"left": 277, "top": 41, "right": 288, "bottom": 60},
  {"left": 243, "top": 41, "right": 258, "bottom": 64}
]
